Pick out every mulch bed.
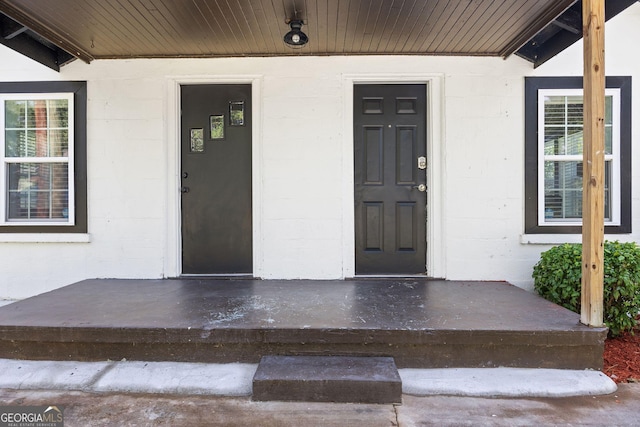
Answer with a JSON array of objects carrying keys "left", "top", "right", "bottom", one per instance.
[{"left": 603, "top": 318, "right": 640, "bottom": 383}]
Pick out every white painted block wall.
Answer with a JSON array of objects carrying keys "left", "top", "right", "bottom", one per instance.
[{"left": 0, "top": 4, "right": 638, "bottom": 299}]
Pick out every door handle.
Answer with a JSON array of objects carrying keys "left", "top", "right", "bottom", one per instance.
[
  {"left": 181, "top": 186, "right": 190, "bottom": 193},
  {"left": 413, "top": 184, "right": 426, "bottom": 192}
]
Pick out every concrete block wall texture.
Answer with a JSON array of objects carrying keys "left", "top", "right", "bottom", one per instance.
[{"left": 0, "top": 4, "right": 638, "bottom": 299}]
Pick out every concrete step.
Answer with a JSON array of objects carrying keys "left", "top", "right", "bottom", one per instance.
[{"left": 252, "top": 355, "right": 402, "bottom": 404}]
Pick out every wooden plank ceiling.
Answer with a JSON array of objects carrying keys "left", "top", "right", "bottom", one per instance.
[
  {"left": 8, "top": 1, "right": 640, "bottom": 70},
  {"left": 5, "top": 1, "right": 638, "bottom": 70},
  {"left": 0, "top": 0, "right": 578, "bottom": 66}
]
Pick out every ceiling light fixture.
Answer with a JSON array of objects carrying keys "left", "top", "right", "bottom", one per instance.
[{"left": 284, "top": 20, "right": 308, "bottom": 47}]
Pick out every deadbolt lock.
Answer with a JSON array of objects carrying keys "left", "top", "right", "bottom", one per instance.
[{"left": 418, "top": 156, "right": 426, "bottom": 170}]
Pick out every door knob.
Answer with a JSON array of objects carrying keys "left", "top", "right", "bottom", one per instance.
[
  {"left": 413, "top": 184, "right": 426, "bottom": 192},
  {"left": 181, "top": 186, "right": 190, "bottom": 193}
]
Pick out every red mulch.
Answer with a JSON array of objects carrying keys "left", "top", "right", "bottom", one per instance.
[{"left": 603, "top": 318, "right": 640, "bottom": 383}]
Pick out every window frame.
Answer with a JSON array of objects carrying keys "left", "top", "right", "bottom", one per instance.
[
  {"left": 0, "top": 81, "right": 87, "bottom": 233},
  {"left": 524, "top": 76, "right": 632, "bottom": 234},
  {"left": 537, "top": 88, "right": 620, "bottom": 227},
  {"left": 1, "top": 93, "right": 75, "bottom": 226}
]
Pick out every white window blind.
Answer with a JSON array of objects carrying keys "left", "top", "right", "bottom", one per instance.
[
  {"left": 0, "top": 93, "right": 75, "bottom": 225},
  {"left": 537, "top": 88, "right": 620, "bottom": 227}
]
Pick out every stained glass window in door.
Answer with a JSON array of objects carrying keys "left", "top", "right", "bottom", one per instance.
[
  {"left": 190, "top": 128, "right": 204, "bottom": 152},
  {"left": 210, "top": 115, "right": 224, "bottom": 139},
  {"left": 229, "top": 101, "right": 244, "bottom": 126}
]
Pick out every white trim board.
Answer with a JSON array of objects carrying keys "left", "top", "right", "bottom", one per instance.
[
  {"left": 164, "top": 75, "right": 264, "bottom": 278},
  {"left": 341, "top": 74, "right": 446, "bottom": 279}
]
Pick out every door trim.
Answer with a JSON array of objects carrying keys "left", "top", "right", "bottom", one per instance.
[
  {"left": 165, "top": 75, "right": 263, "bottom": 278},
  {"left": 342, "top": 74, "right": 445, "bottom": 279}
]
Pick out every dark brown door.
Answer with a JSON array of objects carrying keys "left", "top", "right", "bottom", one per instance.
[
  {"left": 354, "top": 84, "right": 427, "bottom": 274},
  {"left": 181, "top": 84, "right": 252, "bottom": 274}
]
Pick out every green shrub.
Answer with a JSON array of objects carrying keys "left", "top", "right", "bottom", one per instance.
[{"left": 532, "top": 241, "right": 640, "bottom": 337}]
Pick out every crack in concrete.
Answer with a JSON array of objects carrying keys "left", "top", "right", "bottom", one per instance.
[
  {"left": 83, "top": 361, "right": 117, "bottom": 391},
  {"left": 393, "top": 403, "right": 400, "bottom": 426}
]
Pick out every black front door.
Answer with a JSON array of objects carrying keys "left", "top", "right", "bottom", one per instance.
[
  {"left": 354, "top": 84, "right": 427, "bottom": 274},
  {"left": 180, "top": 84, "right": 252, "bottom": 274}
]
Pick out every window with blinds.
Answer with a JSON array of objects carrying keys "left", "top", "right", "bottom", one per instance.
[
  {"left": 524, "top": 76, "right": 631, "bottom": 235},
  {"left": 1, "top": 94, "right": 75, "bottom": 225},
  {"left": 538, "top": 89, "right": 620, "bottom": 227}
]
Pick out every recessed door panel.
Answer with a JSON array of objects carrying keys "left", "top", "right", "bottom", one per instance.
[
  {"left": 364, "top": 202, "right": 384, "bottom": 251},
  {"left": 354, "top": 84, "right": 427, "bottom": 274},
  {"left": 396, "top": 202, "right": 417, "bottom": 251},
  {"left": 364, "top": 126, "right": 384, "bottom": 185},
  {"left": 396, "top": 126, "right": 417, "bottom": 184}
]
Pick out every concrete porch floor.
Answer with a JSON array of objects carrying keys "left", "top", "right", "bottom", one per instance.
[{"left": 0, "top": 279, "right": 607, "bottom": 369}]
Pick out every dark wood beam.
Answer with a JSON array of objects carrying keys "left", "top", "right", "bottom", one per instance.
[
  {"left": 0, "top": 30, "right": 60, "bottom": 71},
  {"left": 581, "top": 0, "right": 605, "bottom": 328},
  {"left": 517, "top": 0, "right": 639, "bottom": 67},
  {"left": 57, "top": 50, "right": 76, "bottom": 67},
  {"left": 0, "top": 12, "right": 78, "bottom": 71},
  {"left": 0, "top": 14, "right": 27, "bottom": 39},
  {"left": 500, "top": 0, "right": 577, "bottom": 58},
  {"left": 516, "top": 22, "right": 584, "bottom": 66},
  {"left": 553, "top": 7, "right": 582, "bottom": 34},
  {"left": 0, "top": 2, "right": 93, "bottom": 64}
]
